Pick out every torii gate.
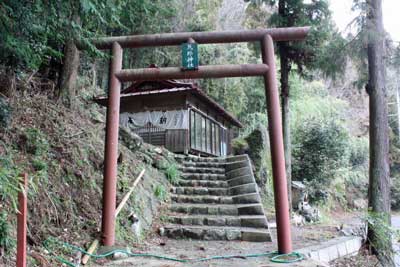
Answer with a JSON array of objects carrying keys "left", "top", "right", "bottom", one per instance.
[{"left": 89, "top": 27, "right": 310, "bottom": 254}]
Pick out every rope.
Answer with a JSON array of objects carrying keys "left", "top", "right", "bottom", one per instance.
[{"left": 43, "top": 237, "right": 304, "bottom": 266}]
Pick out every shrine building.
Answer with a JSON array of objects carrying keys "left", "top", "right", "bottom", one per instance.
[{"left": 95, "top": 78, "right": 242, "bottom": 157}]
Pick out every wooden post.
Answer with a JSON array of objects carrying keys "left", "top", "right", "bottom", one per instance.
[{"left": 17, "top": 173, "right": 28, "bottom": 267}]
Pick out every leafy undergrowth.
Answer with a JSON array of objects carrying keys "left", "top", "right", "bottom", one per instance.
[
  {"left": 0, "top": 87, "right": 177, "bottom": 266},
  {"left": 330, "top": 249, "right": 381, "bottom": 267}
]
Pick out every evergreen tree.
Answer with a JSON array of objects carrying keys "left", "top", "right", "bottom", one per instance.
[{"left": 365, "top": 0, "right": 393, "bottom": 265}]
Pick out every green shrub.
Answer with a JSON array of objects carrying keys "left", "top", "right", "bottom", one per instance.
[
  {"left": 164, "top": 164, "right": 180, "bottom": 185},
  {"left": 349, "top": 137, "right": 369, "bottom": 167},
  {"left": 232, "top": 138, "right": 248, "bottom": 155},
  {"left": 0, "top": 97, "right": 12, "bottom": 130},
  {"left": 0, "top": 211, "right": 15, "bottom": 254},
  {"left": 0, "top": 156, "right": 21, "bottom": 211},
  {"left": 32, "top": 158, "right": 48, "bottom": 171},
  {"left": 292, "top": 118, "right": 350, "bottom": 201},
  {"left": 154, "top": 184, "right": 167, "bottom": 201},
  {"left": 23, "top": 128, "right": 49, "bottom": 156}
]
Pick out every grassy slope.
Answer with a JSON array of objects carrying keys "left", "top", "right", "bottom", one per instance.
[{"left": 0, "top": 84, "right": 176, "bottom": 266}]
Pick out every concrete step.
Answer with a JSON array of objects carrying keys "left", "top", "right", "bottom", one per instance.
[
  {"left": 167, "top": 215, "right": 268, "bottom": 228},
  {"left": 171, "top": 194, "right": 234, "bottom": 204},
  {"left": 164, "top": 224, "right": 272, "bottom": 242},
  {"left": 179, "top": 166, "right": 225, "bottom": 174},
  {"left": 171, "top": 186, "right": 228, "bottom": 196},
  {"left": 181, "top": 173, "right": 226, "bottom": 181},
  {"left": 177, "top": 179, "right": 228, "bottom": 188}
]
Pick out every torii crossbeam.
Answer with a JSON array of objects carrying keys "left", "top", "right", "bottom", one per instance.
[{"left": 85, "top": 27, "right": 310, "bottom": 254}]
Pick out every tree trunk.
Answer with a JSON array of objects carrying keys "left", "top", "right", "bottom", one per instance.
[
  {"left": 58, "top": 14, "right": 80, "bottom": 107},
  {"left": 279, "top": 43, "right": 292, "bottom": 212},
  {"left": 366, "top": 0, "right": 393, "bottom": 265},
  {"left": 58, "top": 40, "right": 79, "bottom": 106},
  {"left": 278, "top": 0, "right": 292, "bottom": 212}
]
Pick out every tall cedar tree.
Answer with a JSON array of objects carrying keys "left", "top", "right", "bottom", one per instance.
[{"left": 366, "top": 0, "right": 393, "bottom": 265}]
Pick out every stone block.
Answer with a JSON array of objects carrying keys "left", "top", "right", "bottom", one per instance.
[
  {"left": 225, "top": 217, "right": 241, "bottom": 226},
  {"left": 226, "top": 230, "right": 241, "bottom": 240},
  {"left": 227, "top": 167, "right": 252, "bottom": 179},
  {"left": 207, "top": 217, "right": 226, "bottom": 226},
  {"left": 227, "top": 175, "right": 253, "bottom": 187},
  {"left": 230, "top": 183, "right": 256, "bottom": 195},
  {"left": 327, "top": 245, "right": 339, "bottom": 261},
  {"left": 219, "top": 206, "right": 238, "bottom": 216},
  {"left": 195, "top": 187, "right": 208, "bottom": 195},
  {"left": 204, "top": 229, "right": 226, "bottom": 240},
  {"left": 185, "top": 187, "right": 194, "bottom": 195},
  {"left": 191, "top": 206, "right": 207, "bottom": 214},
  {"left": 238, "top": 204, "right": 263, "bottom": 215},
  {"left": 181, "top": 217, "right": 193, "bottom": 225},
  {"left": 167, "top": 228, "right": 183, "bottom": 238},
  {"left": 241, "top": 231, "right": 271, "bottom": 242},
  {"left": 208, "top": 207, "right": 219, "bottom": 215},
  {"left": 221, "top": 198, "right": 234, "bottom": 204},
  {"left": 183, "top": 228, "right": 204, "bottom": 239},
  {"left": 225, "top": 161, "right": 248, "bottom": 172},
  {"left": 175, "top": 187, "right": 184, "bottom": 194},
  {"left": 191, "top": 217, "right": 204, "bottom": 225},
  {"left": 337, "top": 242, "right": 348, "bottom": 257},
  {"left": 317, "top": 247, "right": 331, "bottom": 263},
  {"left": 233, "top": 193, "right": 260, "bottom": 204},
  {"left": 241, "top": 217, "right": 267, "bottom": 228}
]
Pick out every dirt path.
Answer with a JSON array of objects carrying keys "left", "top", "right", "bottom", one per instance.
[{"left": 91, "top": 222, "right": 342, "bottom": 267}]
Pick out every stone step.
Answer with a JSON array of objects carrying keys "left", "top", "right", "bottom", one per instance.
[
  {"left": 182, "top": 161, "right": 227, "bottom": 168},
  {"left": 226, "top": 166, "right": 252, "bottom": 179},
  {"left": 170, "top": 203, "right": 238, "bottom": 216},
  {"left": 226, "top": 155, "right": 248, "bottom": 163},
  {"left": 164, "top": 225, "right": 272, "bottom": 242},
  {"left": 232, "top": 192, "right": 260, "bottom": 204},
  {"left": 237, "top": 203, "right": 265, "bottom": 215},
  {"left": 167, "top": 215, "right": 268, "bottom": 228},
  {"left": 169, "top": 203, "right": 265, "bottom": 216},
  {"left": 227, "top": 174, "right": 254, "bottom": 187},
  {"left": 229, "top": 183, "right": 257, "bottom": 195},
  {"left": 171, "top": 186, "right": 228, "bottom": 196},
  {"left": 171, "top": 194, "right": 234, "bottom": 204},
  {"left": 177, "top": 179, "right": 228, "bottom": 188},
  {"left": 182, "top": 173, "right": 226, "bottom": 181},
  {"left": 225, "top": 160, "right": 248, "bottom": 172},
  {"left": 175, "top": 155, "right": 226, "bottom": 163},
  {"left": 179, "top": 166, "right": 225, "bottom": 174}
]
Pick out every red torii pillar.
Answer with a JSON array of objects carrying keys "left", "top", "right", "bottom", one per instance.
[{"left": 101, "top": 42, "right": 122, "bottom": 246}]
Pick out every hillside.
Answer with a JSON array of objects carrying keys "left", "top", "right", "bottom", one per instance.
[{"left": 0, "top": 78, "right": 177, "bottom": 266}]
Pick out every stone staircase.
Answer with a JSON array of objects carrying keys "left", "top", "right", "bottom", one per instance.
[{"left": 163, "top": 154, "right": 272, "bottom": 242}]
